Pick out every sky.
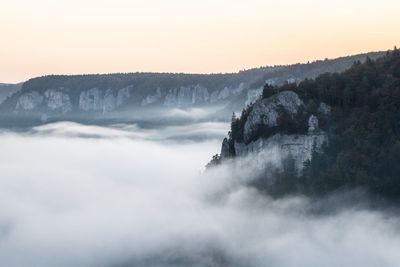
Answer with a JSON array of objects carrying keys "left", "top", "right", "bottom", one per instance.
[{"left": 0, "top": 0, "right": 399, "bottom": 83}]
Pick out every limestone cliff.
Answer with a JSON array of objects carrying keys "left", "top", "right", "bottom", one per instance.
[
  {"left": 16, "top": 91, "right": 44, "bottom": 110},
  {"left": 220, "top": 91, "right": 330, "bottom": 174},
  {"left": 0, "top": 51, "right": 381, "bottom": 126},
  {"left": 44, "top": 89, "right": 72, "bottom": 113},
  {"left": 78, "top": 87, "right": 130, "bottom": 113}
]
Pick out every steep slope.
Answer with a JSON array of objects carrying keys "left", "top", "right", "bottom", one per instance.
[
  {"left": 212, "top": 49, "right": 400, "bottom": 199},
  {"left": 221, "top": 91, "right": 329, "bottom": 173},
  {"left": 0, "top": 83, "right": 22, "bottom": 104}
]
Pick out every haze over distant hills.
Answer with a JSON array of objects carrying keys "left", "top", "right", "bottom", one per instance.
[
  {"left": 0, "top": 83, "right": 22, "bottom": 104},
  {"left": 0, "top": 51, "right": 384, "bottom": 127}
]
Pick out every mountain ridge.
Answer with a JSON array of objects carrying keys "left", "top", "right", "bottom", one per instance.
[
  {"left": 210, "top": 48, "right": 400, "bottom": 199},
  {"left": 0, "top": 51, "right": 385, "bottom": 127}
]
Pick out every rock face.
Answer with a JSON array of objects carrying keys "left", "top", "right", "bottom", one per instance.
[
  {"left": 233, "top": 132, "right": 327, "bottom": 173},
  {"left": 225, "top": 113, "right": 327, "bottom": 174},
  {"left": 192, "top": 85, "right": 210, "bottom": 104},
  {"left": 243, "top": 91, "right": 304, "bottom": 143},
  {"left": 15, "top": 86, "right": 131, "bottom": 114},
  {"left": 116, "top": 87, "right": 130, "bottom": 107},
  {"left": 221, "top": 138, "right": 232, "bottom": 158},
  {"left": 164, "top": 85, "right": 210, "bottom": 107},
  {"left": 79, "top": 87, "right": 130, "bottom": 112},
  {"left": 79, "top": 88, "right": 104, "bottom": 112},
  {"left": 220, "top": 90, "right": 331, "bottom": 175},
  {"left": 16, "top": 91, "right": 44, "bottom": 110},
  {"left": 212, "top": 83, "right": 245, "bottom": 103},
  {"left": 103, "top": 89, "right": 117, "bottom": 113},
  {"left": 44, "top": 89, "right": 72, "bottom": 113},
  {"left": 161, "top": 83, "right": 245, "bottom": 107},
  {"left": 2, "top": 51, "right": 383, "bottom": 122},
  {"left": 221, "top": 138, "right": 230, "bottom": 158},
  {"left": 308, "top": 115, "right": 319, "bottom": 133},
  {"left": 141, "top": 88, "right": 162, "bottom": 106}
]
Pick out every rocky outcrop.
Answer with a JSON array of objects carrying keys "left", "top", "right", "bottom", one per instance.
[
  {"left": 164, "top": 88, "right": 183, "bottom": 107},
  {"left": 192, "top": 85, "right": 210, "bottom": 104},
  {"left": 44, "top": 89, "right": 72, "bottom": 113},
  {"left": 223, "top": 114, "right": 327, "bottom": 173},
  {"left": 210, "top": 83, "right": 246, "bottom": 103},
  {"left": 243, "top": 91, "right": 304, "bottom": 143},
  {"left": 219, "top": 90, "right": 331, "bottom": 174},
  {"left": 2, "top": 51, "right": 383, "bottom": 121},
  {"left": 164, "top": 85, "right": 210, "bottom": 107},
  {"left": 16, "top": 91, "right": 44, "bottom": 110},
  {"left": 79, "top": 88, "right": 103, "bottom": 112},
  {"left": 221, "top": 138, "right": 232, "bottom": 159},
  {"left": 233, "top": 132, "right": 327, "bottom": 173},
  {"left": 141, "top": 88, "right": 162, "bottom": 106},
  {"left": 103, "top": 89, "right": 117, "bottom": 113},
  {"left": 79, "top": 87, "right": 130, "bottom": 112},
  {"left": 14, "top": 86, "right": 130, "bottom": 114},
  {"left": 308, "top": 115, "right": 319, "bottom": 133},
  {"left": 116, "top": 86, "right": 131, "bottom": 107}
]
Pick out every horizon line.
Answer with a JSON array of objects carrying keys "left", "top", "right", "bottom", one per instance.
[{"left": 1, "top": 49, "right": 388, "bottom": 85}]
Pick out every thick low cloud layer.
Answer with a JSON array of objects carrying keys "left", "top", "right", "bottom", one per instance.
[
  {"left": 1, "top": 123, "right": 400, "bottom": 267},
  {"left": 31, "top": 121, "right": 229, "bottom": 142}
]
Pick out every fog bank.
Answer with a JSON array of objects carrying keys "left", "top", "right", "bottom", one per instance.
[{"left": 0, "top": 123, "right": 400, "bottom": 267}]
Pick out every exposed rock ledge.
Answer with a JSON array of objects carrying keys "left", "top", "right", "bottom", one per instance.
[
  {"left": 243, "top": 91, "right": 304, "bottom": 143},
  {"left": 16, "top": 91, "right": 44, "bottom": 110},
  {"left": 78, "top": 86, "right": 130, "bottom": 113},
  {"left": 221, "top": 112, "right": 327, "bottom": 173},
  {"left": 231, "top": 133, "right": 327, "bottom": 173},
  {"left": 44, "top": 89, "right": 72, "bottom": 113},
  {"left": 220, "top": 91, "right": 330, "bottom": 174}
]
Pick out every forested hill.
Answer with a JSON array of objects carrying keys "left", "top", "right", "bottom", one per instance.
[
  {"left": 0, "top": 83, "right": 21, "bottom": 104},
  {"left": 0, "top": 51, "right": 384, "bottom": 128},
  {"left": 213, "top": 49, "right": 400, "bottom": 199}
]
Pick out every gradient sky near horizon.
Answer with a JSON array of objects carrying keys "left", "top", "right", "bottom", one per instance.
[{"left": 1, "top": 0, "right": 399, "bottom": 83}]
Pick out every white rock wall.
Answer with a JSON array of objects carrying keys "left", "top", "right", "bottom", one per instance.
[
  {"left": 234, "top": 133, "right": 327, "bottom": 173},
  {"left": 79, "top": 87, "right": 130, "bottom": 112},
  {"left": 16, "top": 91, "right": 44, "bottom": 110},
  {"left": 44, "top": 89, "right": 72, "bottom": 113},
  {"left": 79, "top": 88, "right": 103, "bottom": 111},
  {"left": 141, "top": 88, "right": 162, "bottom": 106},
  {"left": 163, "top": 85, "right": 210, "bottom": 107}
]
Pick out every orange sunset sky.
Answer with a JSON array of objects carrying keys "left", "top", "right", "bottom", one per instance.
[{"left": 1, "top": 0, "right": 399, "bottom": 83}]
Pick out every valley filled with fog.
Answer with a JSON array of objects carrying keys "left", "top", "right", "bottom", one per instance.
[
  {"left": 1, "top": 119, "right": 400, "bottom": 267},
  {"left": 2, "top": 0, "right": 400, "bottom": 265}
]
